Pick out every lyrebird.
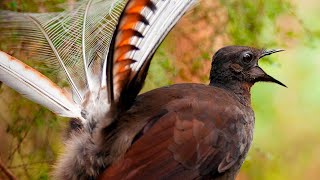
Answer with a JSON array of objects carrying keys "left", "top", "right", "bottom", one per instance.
[{"left": 0, "top": 0, "right": 285, "bottom": 179}]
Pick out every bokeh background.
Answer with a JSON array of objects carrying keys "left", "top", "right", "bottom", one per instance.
[{"left": 0, "top": 0, "right": 319, "bottom": 179}]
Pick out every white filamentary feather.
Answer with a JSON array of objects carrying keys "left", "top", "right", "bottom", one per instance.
[
  {"left": 0, "top": 0, "right": 127, "bottom": 105},
  {"left": 0, "top": 51, "right": 82, "bottom": 119},
  {"left": 0, "top": 0, "right": 128, "bottom": 123}
]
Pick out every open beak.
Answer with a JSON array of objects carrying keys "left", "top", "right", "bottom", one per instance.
[
  {"left": 251, "top": 66, "right": 287, "bottom": 87},
  {"left": 252, "top": 49, "right": 286, "bottom": 87}
]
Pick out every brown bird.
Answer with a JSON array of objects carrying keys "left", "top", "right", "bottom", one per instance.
[
  {"left": 0, "top": 0, "right": 285, "bottom": 179},
  {"left": 98, "top": 46, "right": 285, "bottom": 180}
]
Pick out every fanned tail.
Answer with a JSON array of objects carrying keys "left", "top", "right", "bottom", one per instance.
[{"left": 0, "top": 0, "right": 198, "bottom": 179}]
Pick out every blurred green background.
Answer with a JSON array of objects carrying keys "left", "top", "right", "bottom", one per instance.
[{"left": 0, "top": 0, "right": 319, "bottom": 179}]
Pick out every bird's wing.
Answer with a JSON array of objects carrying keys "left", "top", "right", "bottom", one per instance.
[
  {"left": 0, "top": 51, "right": 82, "bottom": 119},
  {"left": 106, "top": 0, "right": 197, "bottom": 105},
  {"left": 99, "top": 99, "right": 249, "bottom": 179}
]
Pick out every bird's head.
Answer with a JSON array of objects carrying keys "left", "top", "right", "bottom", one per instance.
[{"left": 209, "top": 46, "right": 286, "bottom": 89}]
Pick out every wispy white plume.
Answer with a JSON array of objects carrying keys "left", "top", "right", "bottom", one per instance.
[{"left": 0, "top": 0, "right": 128, "bottom": 104}]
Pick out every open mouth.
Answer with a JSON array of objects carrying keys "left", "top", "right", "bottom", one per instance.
[{"left": 255, "top": 49, "right": 286, "bottom": 87}]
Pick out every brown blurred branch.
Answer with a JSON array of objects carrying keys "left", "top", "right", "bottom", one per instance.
[
  {"left": 7, "top": 128, "right": 30, "bottom": 161},
  {"left": 0, "top": 157, "right": 16, "bottom": 180},
  {"left": 8, "top": 160, "right": 54, "bottom": 169},
  {"left": 17, "top": 152, "right": 31, "bottom": 179}
]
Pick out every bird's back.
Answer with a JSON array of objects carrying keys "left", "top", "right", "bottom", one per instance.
[{"left": 100, "top": 83, "right": 255, "bottom": 179}]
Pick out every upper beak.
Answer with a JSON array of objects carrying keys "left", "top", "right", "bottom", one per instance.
[
  {"left": 252, "top": 49, "right": 286, "bottom": 87},
  {"left": 259, "top": 49, "right": 285, "bottom": 59}
]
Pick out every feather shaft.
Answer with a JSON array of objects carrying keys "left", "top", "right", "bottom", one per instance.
[
  {"left": 0, "top": 51, "right": 82, "bottom": 118},
  {"left": 82, "top": 0, "right": 94, "bottom": 91}
]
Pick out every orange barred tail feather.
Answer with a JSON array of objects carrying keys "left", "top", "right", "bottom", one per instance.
[{"left": 107, "top": 0, "right": 197, "bottom": 107}]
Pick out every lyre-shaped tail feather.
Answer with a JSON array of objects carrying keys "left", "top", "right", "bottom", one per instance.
[
  {"left": 0, "top": 51, "right": 82, "bottom": 119},
  {"left": 107, "top": 0, "right": 197, "bottom": 104}
]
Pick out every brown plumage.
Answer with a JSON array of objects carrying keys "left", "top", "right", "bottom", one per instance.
[{"left": 98, "top": 46, "right": 285, "bottom": 179}]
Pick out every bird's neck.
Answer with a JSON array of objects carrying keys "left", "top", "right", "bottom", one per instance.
[{"left": 210, "top": 81, "right": 253, "bottom": 106}]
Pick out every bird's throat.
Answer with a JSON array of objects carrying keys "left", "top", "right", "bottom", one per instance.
[{"left": 210, "top": 81, "right": 253, "bottom": 106}]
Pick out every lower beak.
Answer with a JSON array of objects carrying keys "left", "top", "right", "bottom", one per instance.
[
  {"left": 251, "top": 66, "right": 287, "bottom": 87},
  {"left": 252, "top": 48, "right": 287, "bottom": 87}
]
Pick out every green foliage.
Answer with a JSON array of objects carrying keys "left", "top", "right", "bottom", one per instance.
[
  {"left": 142, "top": 46, "right": 176, "bottom": 92},
  {"left": 0, "top": 0, "right": 65, "bottom": 12},
  {"left": 221, "top": 0, "right": 291, "bottom": 47}
]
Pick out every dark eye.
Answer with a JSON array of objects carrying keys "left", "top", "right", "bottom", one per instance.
[{"left": 242, "top": 52, "right": 253, "bottom": 63}]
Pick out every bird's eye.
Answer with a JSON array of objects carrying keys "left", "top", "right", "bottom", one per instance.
[{"left": 242, "top": 52, "right": 253, "bottom": 63}]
